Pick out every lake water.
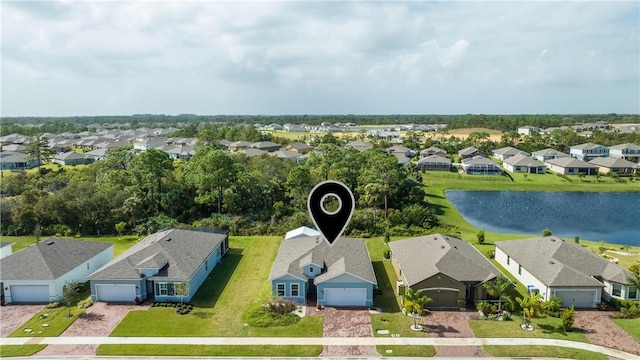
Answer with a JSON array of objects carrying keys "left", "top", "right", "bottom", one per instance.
[{"left": 445, "top": 190, "right": 640, "bottom": 246}]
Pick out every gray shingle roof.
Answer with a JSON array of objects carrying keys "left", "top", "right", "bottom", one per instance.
[
  {"left": 388, "top": 234, "right": 501, "bottom": 287},
  {"left": 609, "top": 143, "right": 640, "bottom": 151},
  {"left": 88, "top": 228, "right": 227, "bottom": 281},
  {"left": 492, "top": 147, "right": 529, "bottom": 156},
  {"left": 417, "top": 155, "right": 451, "bottom": 164},
  {"left": 0, "top": 238, "right": 113, "bottom": 280},
  {"left": 532, "top": 148, "right": 569, "bottom": 157},
  {"left": 0, "top": 242, "right": 13, "bottom": 248},
  {"left": 495, "top": 236, "right": 632, "bottom": 286},
  {"left": 571, "top": 142, "right": 604, "bottom": 150},
  {"left": 503, "top": 154, "right": 543, "bottom": 167},
  {"left": 588, "top": 157, "right": 638, "bottom": 168},
  {"left": 268, "top": 236, "right": 377, "bottom": 285},
  {"left": 545, "top": 157, "right": 597, "bottom": 168}
]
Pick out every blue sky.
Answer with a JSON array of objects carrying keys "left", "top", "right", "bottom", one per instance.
[{"left": 2, "top": 1, "right": 639, "bottom": 116}]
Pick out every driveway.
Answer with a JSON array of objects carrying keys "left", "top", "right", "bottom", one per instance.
[
  {"left": 0, "top": 304, "right": 45, "bottom": 337},
  {"left": 574, "top": 310, "right": 640, "bottom": 357},
  {"left": 422, "top": 310, "right": 488, "bottom": 357},
  {"left": 319, "top": 307, "right": 379, "bottom": 357},
  {"left": 35, "top": 302, "right": 148, "bottom": 357}
]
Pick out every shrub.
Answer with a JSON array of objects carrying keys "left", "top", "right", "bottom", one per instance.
[
  {"left": 597, "top": 302, "right": 607, "bottom": 311},
  {"left": 477, "top": 230, "right": 485, "bottom": 244},
  {"left": 560, "top": 306, "right": 575, "bottom": 332},
  {"left": 77, "top": 298, "right": 94, "bottom": 309},
  {"left": 476, "top": 301, "right": 492, "bottom": 313},
  {"left": 47, "top": 301, "right": 61, "bottom": 309},
  {"left": 244, "top": 305, "right": 300, "bottom": 327},
  {"left": 266, "top": 299, "right": 297, "bottom": 315},
  {"left": 484, "top": 249, "right": 495, "bottom": 259},
  {"left": 383, "top": 249, "right": 391, "bottom": 259}
]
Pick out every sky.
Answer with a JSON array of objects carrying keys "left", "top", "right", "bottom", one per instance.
[{"left": 1, "top": 1, "right": 639, "bottom": 117}]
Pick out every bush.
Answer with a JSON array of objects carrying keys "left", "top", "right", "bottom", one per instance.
[
  {"left": 560, "top": 306, "right": 575, "bottom": 332},
  {"left": 77, "top": 298, "right": 93, "bottom": 309},
  {"left": 477, "top": 230, "right": 485, "bottom": 244},
  {"left": 383, "top": 249, "right": 391, "bottom": 259},
  {"left": 484, "top": 249, "right": 495, "bottom": 259},
  {"left": 47, "top": 301, "right": 61, "bottom": 309},
  {"left": 244, "top": 305, "right": 300, "bottom": 327},
  {"left": 266, "top": 299, "right": 297, "bottom": 315}
]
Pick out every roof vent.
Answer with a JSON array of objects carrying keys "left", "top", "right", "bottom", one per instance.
[
  {"left": 550, "top": 238, "right": 556, "bottom": 242},
  {"left": 549, "top": 261, "right": 555, "bottom": 265},
  {"left": 441, "top": 245, "right": 445, "bottom": 249},
  {"left": 46, "top": 240, "right": 54, "bottom": 245},
  {"left": 165, "top": 238, "right": 171, "bottom": 242}
]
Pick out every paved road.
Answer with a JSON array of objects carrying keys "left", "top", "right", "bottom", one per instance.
[{"left": 2, "top": 336, "right": 639, "bottom": 360}]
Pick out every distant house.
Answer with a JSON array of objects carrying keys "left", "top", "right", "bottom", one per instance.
[
  {"left": 88, "top": 228, "right": 228, "bottom": 303},
  {"left": 85, "top": 148, "right": 110, "bottom": 161},
  {"left": 133, "top": 137, "right": 169, "bottom": 151},
  {"left": 609, "top": 143, "right": 640, "bottom": 163},
  {"left": 545, "top": 157, "right": 598, "bottom": 175},
  {"left": 269, "top": 123, "right": 284, "bottom": 131},
  {"left": 531, "top": 148, "right": 570, "bottom": 162},
  {"left": 570, "top": 143, "right": 609, "bottom": 161},
  {"left": 252, "top": 141, "right": 282, "bottom": 152},
  {"left": 386, "top": 145, "right": 413, "bottom": 157},
  {"left": 392, "top": 153, "right": 411, "bottom": 166},
  {"left": 238, "top": 148, "right": 268, "bottom": 157},
  {"left": 268, "top": 235, "right": 377, "bottom": 307},
  {"left": 270, "top": 150, "right": 303, "bottom": 161},
  {"left": 165, "top": 146, "right": 195, "bottom": 161},
  {"left": 416, "top": 155, "right": 451, "bottom": 171},
  {"left": 496, "top": 237, "right": 638, "bottom": 308},
  {"left": 284, "top": 226, "right": 320, "bottom": 240},
  {"left": 517, "top": 126, "right": 541, "bottom": 136},
  {"left": 461, "top": 156, "right": 501, "bottom": 175},
  {"left": 420, "top": 146, "right": 447, "bottom": 158},
  {"left": 283, "top": 142, "right": 314, "bottom": 154},
  {"left": 458, "top": 146, "right": 485, "bottom": 159},
  {"left": 502, "top": 154, "right": 546, "bottom": 174},
  {"left": 389, "top": 234, "right": 502, "bottom": 308},
  {"left": 1, "top": 144, "right": 26, "bottom": 153},
  {"left": 0, "top": 151, "right": 39, "bottom": 170},
  {"left": 51, "top": 151, "right": 94, "bottom": 166},
  {"left": 588, "top": 157, "right": 637, "bottom": 175},
  {"left": 0, "top": 242, "right": 14, "bottom": 259},
  {"left": 345, "top": 141, "right": 374, "bottom": 152},
  {"left": 227, "top": 141, "right": 253, "bottom": 152},
  {"left": 492, "top": 147, "right": 529, "bottom": 161},
  {"left": 0, "top": 238, "right": 113, "bottom": 304}
]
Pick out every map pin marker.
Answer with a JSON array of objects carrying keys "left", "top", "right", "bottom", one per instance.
[{"left": 308, "top": 180, "right": 355, "bottom": 246}]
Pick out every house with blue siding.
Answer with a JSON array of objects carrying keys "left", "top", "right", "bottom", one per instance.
[
  {"left": 88, "top": 228, "right": 228, "bottom": 303},
  {"left": 268, "top": 235, "right": 377, "bottom": 307},
  {"left": 569, "top": 142, "right": 609, "bottom": 161}
]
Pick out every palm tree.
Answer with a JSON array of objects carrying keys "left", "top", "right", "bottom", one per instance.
[
  {"left": 483, "top": 275, "right": 512, "bottom": 311},
  {"left": 516, "top": 293, "right": 542, "bottom": 330},
  {"left": 627, "top": 272, "right": 640, "bottom": 291},
  {"left": 403, "top": 288, "right": 432, "bottom": 330}
]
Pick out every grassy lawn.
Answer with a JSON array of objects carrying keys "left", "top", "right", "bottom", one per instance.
[
  {"left": 108, "top": 236, "right": 322, "bottom": 338},
  {"left": 469, "top": 314, "right": 590, "bottom": 343},
  {"left": 612, "top": 318, "right": 640, "bottom": 342},
  {"left": 10, "top": 306, "right": 85, "bottom": 337},
  {"left": 0, "top": 345, "right": 47, "bottom": 357},
  {"left": 0, "top": 235, "right": 141, "bottom": 256},
  {"left": 376, "top": 345, "right": 436, "bottom": 357},
  {"left": 96, "top": 345, "right": 323, "bottom": 357},
  {"left": 483, "top": 345, "right": 608, "bottom": 359}
]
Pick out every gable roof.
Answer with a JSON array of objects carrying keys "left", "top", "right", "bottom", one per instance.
[
  {"left": 571, "top": 142, "right": 606, "bottom": 150},
  {"left": 545, "top": 157, "right": 597, "bottom": 168},
  {"left": 458, "top": 146, "right": 484, "bottom": 156},
  {"left": 532, "top": 148, "right": 569, "bottom": 157},
  {"left": 496, "top": 236, "right": 631, "bottom": 286},
  {"left": 420, "top": 146, "right": 446, "bottom": 155},
  {"left": 389, "top": 234, "right": 501, "bottom": 287},
  {"left": 88, "top": 228, "right": 227, "bottom": 281},
  {"left": 269, "top": 236, "right": 376, "bottom": 286},
  {"left": 0, "top": 238, "right": 113, "bottom": 280},
  {"left": 588, "top": 157, "right": 638, "bottom": 169},
  {"left": 492, "top": 147, "right": 529, "bottom": 156},
  {"left": 54, "top": 151, "right": 88, "bottom": 160},
  {"left": 609, "top": 143, "right": 640, "bottom": 151},
  {"left": 285, "top": 226, "right": 320, "bottom": 240},
  {"left": 503, "top": 154, "right": 543, "bottom": 167},
  {"left": 417, "top": 154, "right": 451, "bottom": 164}
]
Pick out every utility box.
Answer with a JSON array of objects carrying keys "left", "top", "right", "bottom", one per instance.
[{"left": 396, "top": 281, "right": 405, "bottom": 296}]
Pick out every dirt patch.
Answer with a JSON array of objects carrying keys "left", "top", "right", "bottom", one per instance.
[
  {"left": 320, "top": 307, "right": 379, "bottom": 357},
  {"left": 35, "top": 302, "right": 148, "bottom": 357},
  {"left": 0, "top": 304, "right": 45, "bottom": 337},
  {"left": 574, "top": 310, "right": 640, "bottom": 357},
  {"left": 422, "top": 310, "right": 488, "bottom": 357}
]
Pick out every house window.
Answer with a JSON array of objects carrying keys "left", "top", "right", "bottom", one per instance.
[
  {"left": 612, "top": 283, "right": 622, "bottom": 297},
  {"left": 158, "top": 283, "right": 167, "bottom": 296},
  {"left": 205, "top": 260, "right": 208, "bottom": 271},
  {"left": 518, "top": 265, "right": 522, "bottom": 275},
  {"left": 309, "top": 267, "right": 314, "bottom": 273},
  {"left": 156, "top": 282, "right": 175, "bottom": 296},
  {"left": 507, "top": 256, "right": 510, "bottom": 265},
  {"left": 276, "top": 283, "right": 285, "bottom": 297},
  {"left": 629, "top": 286, "right": 638, "bottom": 299},
  {"left": 291, "top": 283, "right": 299, "bottom": 297},
  {"left": 87, "top": 263, "right": 90, "bottom": 270}
]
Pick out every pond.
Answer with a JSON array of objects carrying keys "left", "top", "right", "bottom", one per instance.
[{"left": 445, "top": 190, "right": 640, "bottom": 246}]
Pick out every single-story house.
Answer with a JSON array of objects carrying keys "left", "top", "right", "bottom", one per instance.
[
  {"left": 531, "top": 148, "right": 570, "bottom": 162},
  {"left": 389, "top": 234, "right": 502, "bottom": 308},
  {"left": 0, "top": 151, "right": 40, "bottom": 170},
  {"left": 570, "top": 142, "right": 609, "bottom": 161},
  {"left": 545, "top": 157, "right": 598, "bottom": 175},
  {"left": 0, "top": 242, "right": 14, "bottom": 259},
  {"left": 345, "top": 141, "right": 374, "bottom": 152},
  {"left": 609, "top": 143, "right": 640, "bottom": 163},
  {"left": 285, "top": 226, "right": 320, "bottom": 240},
  {"left": 461, "top": 156, "right": 502, "bottom": 175},
  {"left": 416, "top": 155, "right": 451, "bottom": 171},
  {"left": 0, "top": 238, "right": 113, "bottom": 304},
  {"left": 495, "top": 236, "right": 638, "bottom": 308},
  {"left": 270, "top": 150, "right": 303, "bottom": 161},
  {"left": 88, "top": 228, "right": 228, "bottom": 303},
  {"left": 517, "top": 126, "right": 541, "bottom": 135},
  {"left": 392, "top": 152, "right": 410, "bottom": 166},
  {"left": 252, "top": 141, "right": 282, "bottom": 152},
  {"left": 420, "top": 146, "right": 447, "bottom": 158},
  {"left": 165, "top": 146, "right": 195, "bottom": 161},
  {"left": 227, "top": 141, "right": 253, "bottom": 152},
  {"left": 283, "top": 142, "right": 314, "bottom": 154},
  {"left": 85, "top": 148, "right": 109, "bottom": 161},
  {"left": 458, "top": 146, "right": 485, "bottom": 159},
  {"left": 502, "top": 154, "right": 546, "bottom": 174},
  {"left": 51, "top": 151, "right": 95, "bottom": 166},
  {"left": 588, "top": 157, "right": 638, "bottom": 174},
  {"left": 492, "top": 147, "right": 529, "bottom": 161},
  {"left": 387, "top": 145, "right": 413, "bottom": 157},
  {"left": 268, "top": 235, "right": 377, "bottom": 307},
  {"left": 239, "top": 148, "right": 268, "bottom": 157}
]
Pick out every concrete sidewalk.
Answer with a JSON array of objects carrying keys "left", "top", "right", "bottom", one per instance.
[{"left": 2, "top": 336, "right": 639, "bottom": 360}]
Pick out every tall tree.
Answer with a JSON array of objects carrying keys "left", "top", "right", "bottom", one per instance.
[
  {"left": 358, "top": 149, "right": 402, "bottom": 218},
  {"left": 483, "top": 275, "right": 513, "bottom": 311},
  {"left": 25, "top": 136, "right": 54, "bottom": 174},
  {"left": 403, "top": 288, "right": 432, "bottom": 330},
  {"left": 184, "top": 147, "right": 239, "bottom": 214},
  {"left": 129, "top": 149, "right": 174, "bottom": 213}
]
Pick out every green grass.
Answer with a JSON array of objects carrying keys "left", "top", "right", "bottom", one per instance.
[
  {"left": 0, "top": 235, "right": 141, "bottom": 256},
  {"left": 483, "top": 345, "right": 608, "bottom": 359},
  {"left": 10, "top": 306, "right": 85, "bottom": 337},
  {"left": 612, "top": 318, "right": 640, "bottom": 342},
  {"left": 96, "top": 345, "right": 323, "bottom": 357},
  {"left": 469, "top": 314, "right": 591, "bottom": 343},
  {"left": 376, "top": 345, "right": 436, "bottom": 357},
  {"left": 109, "top": 236, "right": 322, "bottom": 338},
  {"left": 0, "top": 345, "right": 47, "bottom": 357}
]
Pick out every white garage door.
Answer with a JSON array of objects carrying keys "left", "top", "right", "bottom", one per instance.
[
  {"left": 554, "top": 290, "right": 597, "bottom": 308},
  {"left": 96, "top": 284, "right": 136, "bottom": 302},
  {"left": 324, "top": 288, "right": 366, "bottom": 307},
  {"left": 11, "top": 285, "right": 49, "bottom": 303}
]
